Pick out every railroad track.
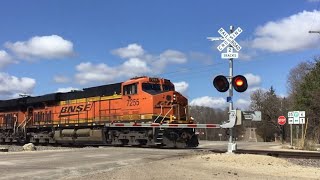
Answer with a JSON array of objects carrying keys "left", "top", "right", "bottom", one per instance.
[{"left": 207, "top": 149, "right": 320, "bottom": 159}]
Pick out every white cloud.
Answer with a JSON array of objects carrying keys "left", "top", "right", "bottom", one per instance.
[
  {"left": 75, "top": 62, "right": 117, "bottom": 84},
  {"left": 75, "top": 44, "right": 187, "bottom": 84},
  {"left": 119, "top": 58, "right": 151, "bottom": 77},
  {"left": 245, "top": 86, "right": 266, "bottom": 94},
  {"left": 5, "top": 35, "right": 74, "bottom": 59},
  {"left": 111, "top": 43, "right": 145, "bottom": 58},
  {"left": 56, "top": 87, "right": 79, "bottom": 93},
  {"left": 250, "top": 10, "right": 320, "bottom": 52},
  {"left": 75, "top": 59, "right": 151, "bottom": 85},
  {"left": 150, "top": 49, "right": 187, "bottom": 73},
  {"left": 0, "top": 50, "right": 17, "bottom": 68},
  {"left": 54, "top": 75, "right": 70, "bottom": 83},
  {"left": 190, "top": 96, "right": 228, "bottom": 109},
  {"left": 244, "top": 73, "right": 261, "bottom": 87},
  {"left": 242, "top": 73, "right": 266, "bottom": 96},
  {"left": 238, "top": 51, "right": 256, "bottom": 61},
  {"left": 0, "top": 72, "right": 36, "bottom": 97},
  {"left": 234, "top": 98, "right": 251, "bottom": 110},
  {"left": 159, "top": 50, "right": 186, "bottom": 64},
  {"left": 173, "top": 81, "right": 189, "bottom": 95}
]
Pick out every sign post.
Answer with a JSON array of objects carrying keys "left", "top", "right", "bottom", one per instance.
[
  {"left": 278, "top": 116, "right": 286, "bottom": 144},
  {"left": 288, "top": 111, "right": 305, "bottom": 146}
]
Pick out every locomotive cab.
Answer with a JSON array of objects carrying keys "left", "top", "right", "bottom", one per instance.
[{"left": 121, "top": 76, "right": 192, "bottom": 124}]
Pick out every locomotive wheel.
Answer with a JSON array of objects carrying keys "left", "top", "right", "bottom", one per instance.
[{"left": 186, "top": 134, "right": 199, "bottom": 147}]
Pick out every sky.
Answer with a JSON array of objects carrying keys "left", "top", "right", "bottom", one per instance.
[{"left": 0, "top": 0, "right": 320, "bottom": 110}]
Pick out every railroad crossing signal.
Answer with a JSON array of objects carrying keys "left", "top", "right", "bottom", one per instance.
[
  {"left": 213, "top": 75, "right": 229, "bottom": 92},
  {"left": 232, "top": 75, "right": 248, "bottom": 92},
  {"left": 208, "top": 25, "right": 244, "bottom": 153},
  {"left": 213, "top": 75, "right": 248, "bottom": 93}
]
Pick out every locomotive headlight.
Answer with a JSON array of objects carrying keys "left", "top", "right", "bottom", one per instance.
[
  {"left": 173, "top": 94, "right": 176, "bottom": 101},
  {"left": 173, "top": 116, "right": 176, "bottom": 119}
]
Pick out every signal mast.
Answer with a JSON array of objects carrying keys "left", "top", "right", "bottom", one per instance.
[{"left": 208, "top": 25, "right": 247, "bottom": 152}]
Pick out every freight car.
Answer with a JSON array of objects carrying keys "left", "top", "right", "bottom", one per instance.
[{"left": 0, "top": 76, "right": 199, "bottom": 148}]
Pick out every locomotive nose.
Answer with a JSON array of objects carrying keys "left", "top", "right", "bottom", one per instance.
[{"left": 173, "top": 92, "right": 188, "bottom": 106}]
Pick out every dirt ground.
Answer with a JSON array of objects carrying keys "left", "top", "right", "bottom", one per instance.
[{"left": 69, "top": 153, "right": 320, "bottom": 180}]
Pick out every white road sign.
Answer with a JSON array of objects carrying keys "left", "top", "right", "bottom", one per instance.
[
  {"left": 288, "top": 111, "right": 305, "bottom": 124},
  {"left": 221, "top": 47, "right": 239, "bottom": 59},
  {"left": 221, "top": 53, "right": 238, "bottom": 59},
  {"left": 293, "top": 111, "right": 299, "bottom": 124},
  {"left": 299, "top": 111, "right": 305, "bottom": 124}
]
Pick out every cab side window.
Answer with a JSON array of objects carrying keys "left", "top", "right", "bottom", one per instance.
[{"left": 123, "top": 83, "right": 138, "bottom": 95}]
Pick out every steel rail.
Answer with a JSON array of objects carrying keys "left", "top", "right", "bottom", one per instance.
[{"left": 205, "top": 149, "right": 320, "bottom": 159}]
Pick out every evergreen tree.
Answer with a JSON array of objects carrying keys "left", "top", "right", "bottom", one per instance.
[{"left": 294, "top": 59, "right": 320, "bottom": 142}]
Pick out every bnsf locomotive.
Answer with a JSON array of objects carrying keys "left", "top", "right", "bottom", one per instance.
[{"left": 0, "top": 76, "right": 198, "bottom": 148}]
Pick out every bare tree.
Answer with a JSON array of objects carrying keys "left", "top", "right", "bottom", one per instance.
[
  {"left": 287, "top": 61, "right": 314, "bottom": 96},
  {"left": 189, "top": 106, "right": 229, "bottom": 140},
  {"left": 250, "top": 87, "right": 284, "bottom": 142}
]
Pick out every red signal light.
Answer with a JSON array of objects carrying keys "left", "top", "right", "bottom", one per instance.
[
  {"left": 232, "top": 75, "right": 248, "bottom": 92},
  {"left": 213, "top": 75, "right": 229, "bottom": 92},
  {"left": 235, "top": 78, "right": 244, "bottom": 86}
]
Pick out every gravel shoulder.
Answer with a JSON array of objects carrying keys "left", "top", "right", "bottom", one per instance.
[
  {"left": 1, "top": 143, "right": 320, "bottom": 180},
  {"left": 70, "top": 152, "right": 320, "bottom": 180}
]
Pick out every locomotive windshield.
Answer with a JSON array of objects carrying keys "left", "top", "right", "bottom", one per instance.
[
  {"left": 142, "top": 83, "right": 175, "bottom": 94},
  {"left": 142, "top": 83, "right": 161, "bottom": 94},
  {"left": 162, "top": 84, "right": 174, "bottom": 91}
]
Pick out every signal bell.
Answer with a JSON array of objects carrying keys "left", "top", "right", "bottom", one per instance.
[
  {"left": 232, "top": 75, "right": 248, "bottom": 92},
  {"left": 213, "top": 75, "right": 229, "bottom": 92}
]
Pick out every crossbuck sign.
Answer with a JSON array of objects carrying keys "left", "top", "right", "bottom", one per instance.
[{"left": 207, "top": 27, "right": 242, "bottom": 59}]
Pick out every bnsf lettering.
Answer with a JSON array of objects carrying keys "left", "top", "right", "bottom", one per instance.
[{"left": 60, "top": 104, "right": 92, "bottom": 113}]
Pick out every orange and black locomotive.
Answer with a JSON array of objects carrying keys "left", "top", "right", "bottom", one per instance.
[{"left": 0, "top": 76, "right": 198, "bottom": 148}]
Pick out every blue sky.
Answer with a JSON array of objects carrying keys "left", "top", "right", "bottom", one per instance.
[{"left": 0, "top": 0, "right": 320, "bottom": 109}]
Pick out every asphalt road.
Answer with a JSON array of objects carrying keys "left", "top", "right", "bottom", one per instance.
[{"left": 0, "top": 141, "right": 280, "bottom": 180}]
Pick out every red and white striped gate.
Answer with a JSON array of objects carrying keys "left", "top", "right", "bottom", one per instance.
[{"left": 106, "top": 122, "right": 221, "bottom": 128}]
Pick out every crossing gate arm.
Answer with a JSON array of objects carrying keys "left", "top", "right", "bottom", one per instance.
[{"left": 106, "top": 123, "right": 221, "bottom": 128}]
